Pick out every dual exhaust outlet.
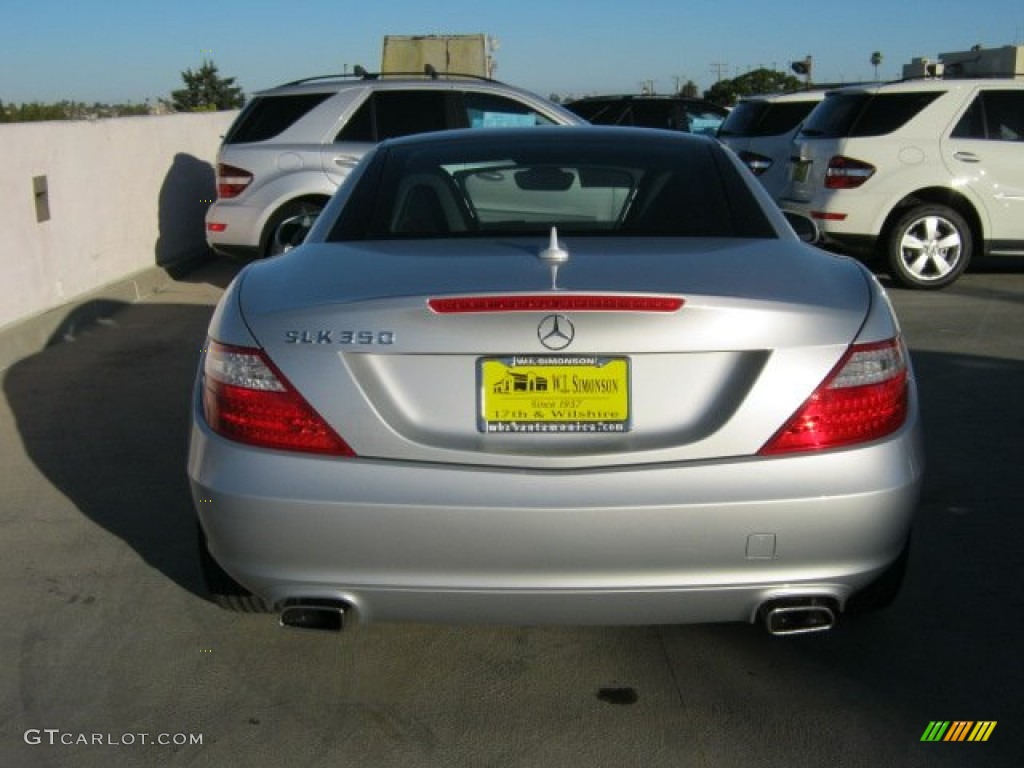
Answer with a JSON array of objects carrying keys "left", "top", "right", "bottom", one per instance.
[{"left": 277, "top": 596, "right": 838, "bottom": 635}]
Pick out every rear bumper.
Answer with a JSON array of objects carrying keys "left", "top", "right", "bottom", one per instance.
[
  {"left": 205, "top": 200, "right": 262, "bottom": 255},
  {"left": 188, "top": 398, "right": 923, "bottom": 626}
]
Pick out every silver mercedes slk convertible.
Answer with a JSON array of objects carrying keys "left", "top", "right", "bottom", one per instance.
[{"left": 188, "top": 126, "right": 922, "bottom": 635}]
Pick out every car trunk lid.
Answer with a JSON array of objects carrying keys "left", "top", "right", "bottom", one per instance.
[{"left": 238, "top": 238, "right": 869, "bottom": 468}]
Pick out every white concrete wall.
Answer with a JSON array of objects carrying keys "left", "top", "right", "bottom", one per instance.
[{"left": 0, "top": 111, "right": 237, "bottom": 331}]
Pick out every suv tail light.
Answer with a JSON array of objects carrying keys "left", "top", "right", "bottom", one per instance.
[
  {"left": 216, "top": 163, "right": 254, "bottom": 199},
  {"left": 738, "top": 150, "right": 773, "bottom": 176},
  {"left": 759, "top": 338, "right": 908, "bottom": 455},
  {"left": 825, "top": 156, "right": 875, "bottom": 189},
  {"left": 202, "top": 341, "right": 354, "bottom": 456}
]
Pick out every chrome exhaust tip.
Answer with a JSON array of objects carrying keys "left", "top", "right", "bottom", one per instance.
[
  {"left": 279, "top": 598, "right": 348, "bottom": 632},
  {"left": 759, "top": 598, "right": 837, "bottom": 636}
]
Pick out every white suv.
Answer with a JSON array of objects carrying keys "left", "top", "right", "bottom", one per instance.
[
  {"left": 206, "top": 72, "right": 584, "bottom": 259},
  {"left": 782, "top": 78, "right": 1024, "bottom": 288}
]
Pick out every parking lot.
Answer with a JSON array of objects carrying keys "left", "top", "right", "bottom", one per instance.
[{"left": 1, "top": 256, "right": 1022, "bottom": 767}]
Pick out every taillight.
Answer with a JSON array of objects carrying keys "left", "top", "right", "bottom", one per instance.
[
  {"left": 202, "top": 341, "right": 354, "bottom": 456},
  {"left": 824, "top": 156, "right": 875, "bottom": 189},
  {"left": 216, "top": 163, "right": 253, "bottom": 199},
  {"left": 738, "top": 150, "right": 772, "bottom": 176},
  {"left": 759, "top": 338, "right": 908, "bottom": 455}
]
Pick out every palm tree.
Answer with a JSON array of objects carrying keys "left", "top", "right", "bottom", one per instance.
[{"left": 870, "top": 51, "right": 883, "bottom": 81}]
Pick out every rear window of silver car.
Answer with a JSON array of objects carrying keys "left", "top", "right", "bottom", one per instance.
[
  {"left": 718, "top": 99, "right": 820, "bottom": 137},
  {"left": 224, "top": 93, "right": 333, "bottom": 144},
  {"left": 328, "top": 135, "right": 776, "bottom": 241}
]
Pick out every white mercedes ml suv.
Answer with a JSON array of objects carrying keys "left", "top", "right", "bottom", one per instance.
[{"left": 782, "top": 78, "right": 1024, "bottom": 288}]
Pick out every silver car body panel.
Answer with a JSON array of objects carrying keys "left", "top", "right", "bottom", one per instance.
[
  {"left": 189, "top": 410, "right": 920, "bottom": 624},
  {"left": 234, "top": 239, "right": 871, "bottom": 468},
  {"left": 190, "top": 127, "right": 923, "bottom": 626}
]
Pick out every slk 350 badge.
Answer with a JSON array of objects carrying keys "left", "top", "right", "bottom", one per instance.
[{"left": 285, "top": 330, "right": 395, "bottom": 345}]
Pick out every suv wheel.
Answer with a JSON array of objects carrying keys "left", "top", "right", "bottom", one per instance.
[
  {"left": 262, "top": 200, "right": 325, "bottom": 258},
  {"left": 885, "top": 205, "right": 971, "bottom": 289}
]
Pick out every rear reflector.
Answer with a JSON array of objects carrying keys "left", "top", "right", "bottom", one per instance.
[
  {"left": 811, "top": 211, "right": 848, "bottom": 221},
  {"left": 759, "top": 338, "right": 908, "bottom": 455},
  {"left": 202, "top": 341, "right": 354, "bottom": 456},
  {"left": 206, "top": 222, "right": 227, "bottom": 232},
  {"left": 428, "top": 295, "right": 684, "bottom": 313}
]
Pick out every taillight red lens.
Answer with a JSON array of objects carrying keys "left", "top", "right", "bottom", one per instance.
[
  {"left": 759, "top": 338, "right": 908, "bottom": 455},
  {"left": 202, "top": 341, "right": 354, "bottom": 456},
  {"left": 824, "top": 156, "right": 875, "bottom": 189},
  {"left": 216, "top": 163, "right": 253, "bottom": 199}
]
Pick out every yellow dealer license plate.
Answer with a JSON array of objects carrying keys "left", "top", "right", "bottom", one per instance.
[{"left": 478, "top": 356, "right": 630, "bottom": 434}]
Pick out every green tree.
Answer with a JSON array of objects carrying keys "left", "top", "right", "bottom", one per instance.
[
  {"left": 703, "top": 68, "right": 804, "bottom": 107},
  {"left": 679, "top": 80, "right": 699, "bottom": 98},
  {"left": 870, "top": 51, "right": 883, "bottom": 80},
  {"left": 170, "top": 60, "right": 244, "bottom": 112}
]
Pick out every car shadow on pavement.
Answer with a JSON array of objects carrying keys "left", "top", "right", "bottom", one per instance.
[
  {"left": 656, "top": 345, "right": 1024, "bottom": 762},
  {"left": 4, "top": 299, "right": 1023, "bottom": 726},
  {"left": 3, "top": 298, "right": 220, "bottom": 600}
]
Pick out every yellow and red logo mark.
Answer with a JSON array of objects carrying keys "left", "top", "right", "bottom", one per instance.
[{"left": 921, "top": 721, "right": 996, "bottom": 742}]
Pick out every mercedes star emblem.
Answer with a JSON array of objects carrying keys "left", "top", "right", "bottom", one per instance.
[{"left": 538, "top": 314, "right": 574, "bottom": 350}]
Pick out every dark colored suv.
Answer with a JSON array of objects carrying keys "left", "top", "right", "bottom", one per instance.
[{"left": 564, "top": 95, "right": 728, "bottom": 136}]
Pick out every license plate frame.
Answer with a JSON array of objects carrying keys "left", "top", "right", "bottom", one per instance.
[{"left": 478, "top": 355, "right": 631, "bottom": 434}]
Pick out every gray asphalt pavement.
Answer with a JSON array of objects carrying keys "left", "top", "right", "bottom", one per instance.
[{"left": 1, "top": 256, "right": 1022, "bottom": 767}]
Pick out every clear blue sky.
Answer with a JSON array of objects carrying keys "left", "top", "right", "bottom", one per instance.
[{"left": 2, "top": 0, "right": 1022, "bottom": 104}]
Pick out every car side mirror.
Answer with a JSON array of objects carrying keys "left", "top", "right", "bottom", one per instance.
[
  {"left": 782, "top": 210, "right": 820, "bottom": 244},
  {"left": 273, "top": 213, "right": 318, "bottom": 254}
]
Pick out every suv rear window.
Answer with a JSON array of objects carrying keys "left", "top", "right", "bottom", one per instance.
[
  {"left": 719, "top": 100, "right": 819, "bottom": 137},
  {"left": 223, "top": 93, "right": 332, "bottom": 144},
  {"left": 566, "top": 98, "right": 726, "bottom": 133},
  {"left": 801, "top": 91, "right": 942, "bottom": 138},
  {"left": 568, "top": 99, "right": 672, "bottom": 128},
  {"left": 564, "top": 99, "right": 619, "bottom": 123}
]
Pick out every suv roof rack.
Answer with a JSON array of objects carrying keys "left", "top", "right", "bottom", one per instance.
[{"left": 280, "top": 65, "right": 497, "bottom": 88}]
